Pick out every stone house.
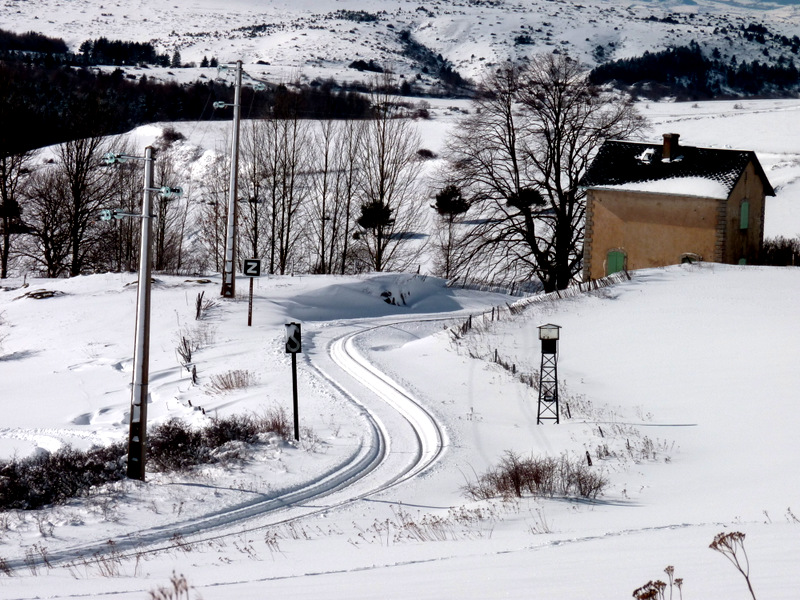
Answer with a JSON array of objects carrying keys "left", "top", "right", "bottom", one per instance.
[{"left": 580, "top": 133, "right": 774, "bottom": 280}]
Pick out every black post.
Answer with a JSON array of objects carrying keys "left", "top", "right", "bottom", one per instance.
[
  {"left": 291, "top": 352, "right": 300, "bottom": 441},
  {"left": 247, "top": 276, "right": 254, "bottom": 326}
]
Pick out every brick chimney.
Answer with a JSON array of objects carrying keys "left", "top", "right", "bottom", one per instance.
[{"left": 663, "top": 133, "right": 680, "bottom": 161}]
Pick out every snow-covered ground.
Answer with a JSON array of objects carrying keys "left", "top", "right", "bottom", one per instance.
[
  {"left": 1, "top": 262, "right": 799, "bottom": 599},
  {"left": 4, "top": 10, "right": 800, "bottom": 594}
]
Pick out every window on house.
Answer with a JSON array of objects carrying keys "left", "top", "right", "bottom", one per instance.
[{"left": 740, "top": 200, "right": 750, "bottom": 230}]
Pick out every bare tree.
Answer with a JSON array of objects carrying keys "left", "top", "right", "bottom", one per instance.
[
  {"left": 0, "top": 150, "right": 34, "bottom": 278},
  {"left": 151, "top": 145, "right": 190, "bottom": 274},
  {"left": 445, "top": 55, "right": 646, "bottom": 291},
  {"left": 306, "top": 120, "right": 337, "bottom": 274},
  {"left": 20, "top": 168, "right": 72, "bottom": 277},
  {"left": 196, "top": 150, "right": 229, "bottom": 273},
  {"left": 56, "top": 135, "right": 115, "bottom": 276},
  {"left": 104, "top": 149, "right": 142, "bottom": 273},
  {"left": 261, "top": 111, "right": 311, "bottom": 275},
  {"left": 305, "top": 119, "right": 366, "bottom": 274},
  {"left": 331, "top": 119, "right": 365, "bottom": 274},
  {"left": 239, "top": 119, "right": 270, "bottom": 263},
  {"left": 355, "top": 88, "right": 426, "bottom": 272}
]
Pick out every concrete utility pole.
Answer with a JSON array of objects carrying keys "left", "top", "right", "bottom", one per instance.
[
  {"left": 220, "top": 60, "right": 243, "bottom": 298},
  {"left": 102, "top": 147, "right": 183, "bottom": 481},
  {"left": 127, "top": 146, "right": 155, "bottom": 480}
]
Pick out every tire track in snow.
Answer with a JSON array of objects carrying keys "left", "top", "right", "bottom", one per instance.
[
  {"left": 328, "top": 324, "right": 447, "bottom": 490},
  {"left": 3, "top": 319, "right": 448, "bottom": 569}
]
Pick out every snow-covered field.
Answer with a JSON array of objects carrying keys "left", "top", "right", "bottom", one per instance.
[
  {"left": 1, "top": 262, "right": 799, "bottom": 599},
  {"left": 3, "top": 0, "right": 800, "bottom": 595}
]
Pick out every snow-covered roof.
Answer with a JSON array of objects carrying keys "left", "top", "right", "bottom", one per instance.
[
  {"left": 580, "top": 139, "right": 775, "bottom": 199},
  {"left": 593, "top": 176, "right": 731, "bottom": 200}
]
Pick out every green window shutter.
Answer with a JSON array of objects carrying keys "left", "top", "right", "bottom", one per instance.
[
  {"left": 740, "top": 201, "right": 750, "bottom": 230},
  {"left": 739, "top": 258, "right": 747, "bottom": 265},
  {"left": 607, "top": 250, "right": 625, "bottom": 275}
]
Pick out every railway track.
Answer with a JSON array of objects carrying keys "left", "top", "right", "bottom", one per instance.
[{"left": 3, "top": 317, "right": 449, "bottom": 572}]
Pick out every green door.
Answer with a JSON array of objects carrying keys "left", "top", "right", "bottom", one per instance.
[{"left": 606, "top": 250, "right": 625, "bottom": 275}]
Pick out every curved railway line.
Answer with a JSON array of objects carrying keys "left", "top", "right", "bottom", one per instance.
[{"left": 4, "top": 317, "right": 450, "bottom": 572}]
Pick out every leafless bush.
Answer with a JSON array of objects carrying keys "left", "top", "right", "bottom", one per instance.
[
  {"left": 149, "top": 572, "right": 193, "bottom": 600},
  {"left": 463, "top": 451, "right": 607, "bottom": 501},
  {"left": 264, "top": 530, "right": 281, "bottom": 554},
  {"left": 299, "top": 426, "right": 324, "bottom": 453},
  {"left": 148, "top": 411, "right": 290, "bottom": 473},
  {"left": 0, "top": 556, "right": 15, "bottom": 577},
  {"left": 175, "top": 336, "right": 195, "bottom": 366},
  {"left": 191, "top": 323, "right": 216, "bottom": 347},
  {"left": 194, "top": 291, "right": 217, "bottom": 320},
  {"left": 148, "top": 419, "right": 209, "bottom": 472},
  {"left": 23, "top": 547, "right": 38, "bottom": 575},
  {"left": 174, "top": 324, "right": 214, "bottom": 370},
  {"left": 571, "top": 465, "right": 607, "bottom": 498},
  {"left": 0, "top": 442, "right": 127, "bottom": 510},
  {"left": 203, "top": 413, "right": 262, "bottom": 447},
  {"left": 258, "top": 407, "right": 291, "bottom": 440},
  {"left": 0, "top": 411, "right": 289, "bottom": 509},
  {"left": 33, "top": 543, "right": 52, "bottom": 569},
  {"left": 208, "top": 369, "right": 256, "bottom": 394}
]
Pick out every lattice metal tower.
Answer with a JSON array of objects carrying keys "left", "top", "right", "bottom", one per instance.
[{"left": 537, "top": 324, "right": 561, "bottom": 424}]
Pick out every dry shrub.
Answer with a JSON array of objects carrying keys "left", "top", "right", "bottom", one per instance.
[
  {"left": 0, "top": 443, "right": 127, "bottom": 510},
  {"left": 148, "top": 419, "right": 209, "bottom": 472},
  {"left": 0, "top": 409, "right": 291, "bottom": 509},
  {"left": 202, "top": 409, "right": 291, "bottom": 447},
  {"left": 208, "top": 369, "right": 256, "bottom": 394},
  {"left": 258, "top": 407, "right": 291, "bottom": 440},
  {"left": 149, "top": 571, "right": 192, "bottom": 600},
  {"left": 464, "top": 451, "right": 607, "bottom": 501},
  {"left": 148, "top": 410, "right": 290, "bottom": 473}
]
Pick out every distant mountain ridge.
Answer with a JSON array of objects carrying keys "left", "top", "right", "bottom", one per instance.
[{"left": 1, "top": 0, "right": 799, "bottom": 89}]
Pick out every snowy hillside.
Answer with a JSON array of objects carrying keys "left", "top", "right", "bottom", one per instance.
[
  {"left": 96, "top": 96, "right": 800, "bottom": 255},
  {"left": 3, "top": 0, "right": 800, "bottom": 86}
]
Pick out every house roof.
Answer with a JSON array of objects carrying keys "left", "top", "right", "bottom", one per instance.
[{"left": 580, "top": 140, "right": 775, "bottom": 199}]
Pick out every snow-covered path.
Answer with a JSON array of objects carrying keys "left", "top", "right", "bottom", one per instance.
[
  {"left": 3, "top": 268, "right": 800, "bottom": 600},
  {"left": 0, "top": 315, "right": 457, "bottom": 575}
]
